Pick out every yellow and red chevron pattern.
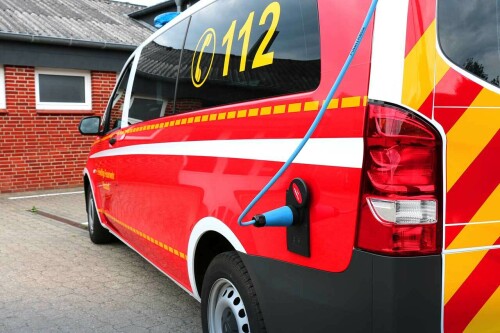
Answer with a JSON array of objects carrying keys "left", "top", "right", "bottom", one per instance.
[{"left": 403, "top": 1, "right": 500, "bottom": 332}]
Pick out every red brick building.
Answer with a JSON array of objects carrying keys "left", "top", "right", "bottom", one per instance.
[{"left": 0, "top": 0, "right": 154, "bottom": 193}]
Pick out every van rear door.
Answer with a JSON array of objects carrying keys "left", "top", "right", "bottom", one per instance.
[
  {"left": 369, "top": 0, "right": 499, "bottom": 331},
  {"left": 436, "top": 1, "right": 500, "bottom": 331}
]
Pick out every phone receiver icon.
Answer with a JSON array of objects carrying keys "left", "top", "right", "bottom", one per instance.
[{"left": 195, "top": 34, "right": 213, "bottom": 82}]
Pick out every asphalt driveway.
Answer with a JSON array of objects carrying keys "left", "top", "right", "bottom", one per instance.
[{"left": 0, "top": 188, "right": 201, "bottom": 333}]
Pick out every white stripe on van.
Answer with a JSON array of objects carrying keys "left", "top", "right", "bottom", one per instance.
[
  {"left": 368, "top": 0, "right": 409, "bottom": 104},
  {"left": 90, "top": 138, "right": 364, "bottom": 169}
]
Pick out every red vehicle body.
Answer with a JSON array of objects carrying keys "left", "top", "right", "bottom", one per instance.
[{"left": 80, "top": 0, "right": 500, "bottom": 332}]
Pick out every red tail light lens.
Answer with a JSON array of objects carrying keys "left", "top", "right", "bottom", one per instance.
[{"left": 356, "top": 103, "right": 442, "bottom": 256}]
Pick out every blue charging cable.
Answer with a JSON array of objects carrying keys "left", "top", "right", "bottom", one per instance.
[{"left": 238, "top": 0, "right": 379, "bottom": 226}]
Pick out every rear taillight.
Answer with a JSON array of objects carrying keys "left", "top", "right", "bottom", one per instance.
[{"left": 356, "top": 102, "right": 442, "bottom": 256}]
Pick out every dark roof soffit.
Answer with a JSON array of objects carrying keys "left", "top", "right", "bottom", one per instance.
[{"left": 0, "top": 31, "right": 137, "bottom": 51}]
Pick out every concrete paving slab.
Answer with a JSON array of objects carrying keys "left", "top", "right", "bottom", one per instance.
[{"left": 0, "top": 189, "right": 202, "bottom": 333}]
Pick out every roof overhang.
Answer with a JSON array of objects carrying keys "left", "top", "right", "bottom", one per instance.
[{"left": 0, "top": 31, "right": 137, "bottom": 51}]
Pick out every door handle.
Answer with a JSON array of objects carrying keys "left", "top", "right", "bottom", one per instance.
[{"left": 109, "top": 137, "right": 117, "bottom": 145}]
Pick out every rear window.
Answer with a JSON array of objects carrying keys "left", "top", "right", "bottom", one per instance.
[{"left": 438, "top": 0, "right": 500, "bottom": 87}]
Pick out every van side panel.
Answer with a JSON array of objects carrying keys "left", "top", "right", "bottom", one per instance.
[
  {"left": 206, "top": 0, "right": 374, "bottom": 273},
  {"left": 87, "top": 0, "right": 375, "bottom": 289}
]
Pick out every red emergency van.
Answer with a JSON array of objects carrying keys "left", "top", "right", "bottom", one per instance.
[{"left": 79, "top": 0, "right": 500, "bottom": 332}]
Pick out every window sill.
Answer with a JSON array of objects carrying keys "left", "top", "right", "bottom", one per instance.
[
  {"left": 37, "top": 110, "right": 95, "bottom": 115},
  {"left": 0, "top": 109, "right": 7, "bottom": 115}
]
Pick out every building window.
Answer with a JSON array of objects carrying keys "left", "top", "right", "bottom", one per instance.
[
  {"left": 35, "top": 69, "right": 92, "bottom": 110},
  {"left": 0, "top": 66, "right": 5, "bottom": 109}
]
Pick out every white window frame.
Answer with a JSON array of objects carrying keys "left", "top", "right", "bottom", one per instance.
[
  {"left": 35, "top": 68, "right": 92, "bottom": 110},
  {"left": 0, "top": 66, "right": 5, "bottom": 109}
]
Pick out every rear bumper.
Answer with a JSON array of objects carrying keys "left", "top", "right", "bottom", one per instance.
[{"left": 240, "top": 249, "right": 442, "bottom": 333}]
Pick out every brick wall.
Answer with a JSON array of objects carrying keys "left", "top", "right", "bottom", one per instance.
[
  {"left": 0, "top": 66, "right": 116, "bottom": 193},
  {"left": 175, "top": 99, "right": 203, "bottom": 114}
]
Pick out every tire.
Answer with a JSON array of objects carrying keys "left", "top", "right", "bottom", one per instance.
[
  {"left": 87, "top": 190, "right": 114, "bottom": 244},
  {"left": 202, "top": 252, "right": 266, "bottom": 333}
]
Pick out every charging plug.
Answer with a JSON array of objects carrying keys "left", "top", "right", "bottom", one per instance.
[{"left": 252, "top": 206, "right": 297, "bottom": 227}]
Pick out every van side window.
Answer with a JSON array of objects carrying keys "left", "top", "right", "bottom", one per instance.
[
  {"left": 105, "top": 62, "right": 132, "bottom": 133},
  {"left": 438, "top": 0, "right": 500, "bottom": 87},
  {"left": 176, "top": 0, "right": 320, "bottom": 113},
  {"left": 128, "top": 18, "right": 189, "bottom": 123}
]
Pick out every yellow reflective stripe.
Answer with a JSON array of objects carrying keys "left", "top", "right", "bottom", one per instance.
[
  {"left": 465, "top": 86, "right": 500, "bottom": 107},
  {"left": 445, "top": 186, "right": 500, "bottom": 303},
  {"left": 304, "top": 101, "right": 319, "bottom": 112},
  {"left": 447, "top": 91, "right": 500, "bottom": 191},
  {"left": 237, "top": 110, "right": 247, "bottom": 118},
  {"left": 248, "top": 108, "right": 259, "bottom": 117},
  {"left": 435, "top": 52, "right": 450, "bottom": 85},
  {"left": 325, "top": 99, "right": 339, "bottom": 109},
  {"left": 464, "top": 287, "right": 500, "bottom": 333},
  {"left": 447, "top": 185, "right": 500, "bottom": 250},
  {"left": 447, "top": 223, "right": 500, "bottom": 250},
  {"left": 100, "top": 210, "right": 187, "bottom": 261},
  {"left": 93, "top": 96, "right": 365, "bottom": 146},
  {"left": 260, "top": 106, "right": 272, "bottom": 115},
  {"left": 402, "top": 20, "right": 450, "bottom": 110},
  {"left": 288, "top": 103, "right": 302, "bottom": 113},
  {"left": 273, "top": 105, "right": 286, "bottom": 114},
  {"left": 341, "top": 96, "right": 361, "bottom": 108},
  {"left": 471, "top": 185, "right": 500, "bottom": 223},
  {"left": 444, "top": 250, "right": 488, "bottom": 305}
]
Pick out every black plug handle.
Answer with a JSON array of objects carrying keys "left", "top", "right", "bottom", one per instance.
[{"left": 252, "top": 214, "right": 266, "bottom": 227}]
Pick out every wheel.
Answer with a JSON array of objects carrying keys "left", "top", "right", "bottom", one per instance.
[
  {"left": 202, "top": 252, "right": 266, "bottom": 333},
  {"left": 87, "top": 190, "right": 114, "bottom": 244}
]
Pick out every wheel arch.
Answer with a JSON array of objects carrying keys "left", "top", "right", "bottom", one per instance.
[
  {"left": 83, "top": 172, "right": 91, "bottom": 213},
  {"left": 188, "top": 217, "right": 246, "bottom": 301},
  {"left": 82, "top": 168, "right": 104, "bottom": 227}
]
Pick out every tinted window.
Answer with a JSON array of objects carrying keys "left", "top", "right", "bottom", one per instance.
[
  {"left": 129, "top": 97, "right": 166, "bottom": 123},
  {"left": 129, "top": 18, "right": 189, "bottom": 122},
  {"left": 105, "top": 63, "right": 132, "bottom": 133},
  {"left": 438, "top": 0, "right": 500, "bottom": 87},
  {"left": 176, "top": 0, "right": 320, "bottom": 112},
  {"left": 39, "top": 74, "right": 85, "bottom": 103}
]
